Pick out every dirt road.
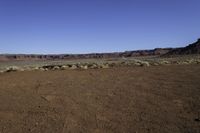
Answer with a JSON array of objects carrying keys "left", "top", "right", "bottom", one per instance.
[{"left": 0, "top": 65, "right": 200, "bottom": 133}]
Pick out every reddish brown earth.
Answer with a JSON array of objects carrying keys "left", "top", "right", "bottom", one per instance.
[{"left": 0, "top": 65, "right": 200, "bottom": 133}]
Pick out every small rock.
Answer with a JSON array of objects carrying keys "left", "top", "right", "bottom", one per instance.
[
  {"left": 181, "top": 62, "right": 189, "bottom": 65},
  {"left": 171, "top": 61, "right": 179, "bottom": 64},
  {"left": 196, "top": 60, "right": 200, "bottom": 64},
  {"left": 39, "top": 67, "right": 45, "bottom": 71},
  {"left": 186, "top": 59, "right": 194, "bottom": 64},
  {"left": 26, "top": 67, "right": 34, "bottom": 71},
  {"left": 6, "top": 66, "right": 20, "bottom": 72},
  {"left": 107, "top": 63, "right": 116, "bottom": 67},
  {"left": 124, "top": 62, "right": 132, "bottom": 66},
  {"left": 141, "top": 61, "right": 150, "bottom": 67},
  {"left": 120, "top": 61, "right": 126, "bottom": 65},
  {"left": 151, "top": 62, "right": 159, "bottom": 66},
  {"left": 0, "top": 70, "right": 5, "bottom": 74},
  {"left": 18, "top": 68, "right": 25, "bottom": 72},
  {"left": 101, "top": 64, "right": 109, "bottom": 69},
  {"left": 89, "top": 64, "right": 98, "bottom": 69},
  {"left": 136, "top": 61, "right": 150, "bottom": 67},
  {"left": 61, "top": 65, "right": 69, "bottom": 70},
  {"left": 53, "top": 66, "right": 60, "bottom": 70},
  {"left": 70, "top": 64, "right": 77, "bottom": 69},
  {"left": 160, "top": 60, "right": 170, "bottom": 65},
  {"left": 81, "top": 65, "right": 88, "bottom": 70},
  {"left": 134, "top": 62, "right": 142, "bottom": 66},
  {"left": 33, "top": 67, "right": 39, "bottom": 70}
]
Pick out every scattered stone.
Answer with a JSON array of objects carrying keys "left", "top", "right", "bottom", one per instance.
[
  {"left": 160, "top": 60, "right": 170, "bottom": 65},
  {"left": 141, "top": 61, "right": 150, "bottom": 67},
  {"left": 181, "top": 62, "right": 189, "bottom": 65},
  {"left": 26, "top": 67, "right": 34, "bottom": 71},
  {"left": 186, "top": 59, "right": 194, "bottom": 64},
  {"left": 39, "top": 67, "right": 46, "bottom": 71},
  {"left": 107, "top": 63, "right": 116, "bottom": 67},
  {"left": 120, "top": 61, "right": 126, "bottom": 65},
  {"left": 0, "top": 70, "right": 5, "bottom": 74},
  {"left": 134, "top": 62, "right": 142, "bottom": 66},
  {"left": 33, "top": 67, "right": 40, "bottom": 70},
  {"left": 124, "top": 62, "right": 132, "bottom": 66},
  {"left": 89, "top": 64, "right": 98, "bottom": 69},
  {"left": 18, "top": 68, "right": 25, "bottom": 72},
  {"left": 70, "top": 64, "right": 77, "bottom": 69},
  {"left": 176, "top": 61, "right": 182, "bottom": 65},
  {"left": 61, "top": 65, "right": 69, "bottom": 70},
  {"left": 46, "top": 65, "right": 55, "bottom": 69},
  {"left": 6, "top": 66, "right": 20, "bottom": 72},
  {"left": 171, "top": 61, "right": 179, "bottom": 64},
  {"left": 101, "top": 64, "right": 109, "bottom": 69},
  {"left": 52, "top": 66, "right": 60, "bottom": 70},
  {"left": 2, "top": 57, "right": 199, "bottom": 73},
  {"left": 196, "top": 60, "right": 200, "bottom": 64},
  {"left": 135, "top": 60, "right": 150, "bottom": 67},
  {"left": 79, "top": 65, "right": 83, "bottom": 69},
  {"left": 81, "top": 65, "right": 88, "bottom": 70},
  {"left": 151, "top": 62, "right": 159, "bottom": 66}
]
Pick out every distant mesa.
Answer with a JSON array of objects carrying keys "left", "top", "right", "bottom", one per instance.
[
  {"left": 0, "top": 38, "right": 200, "bottom": 61},
  {"left": 0, "top": 48, "right": 172, "bottom": 61}
]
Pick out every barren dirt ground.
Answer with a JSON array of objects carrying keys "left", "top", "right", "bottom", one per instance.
[{"left": 0, "top": 65, "right": 200, "bottom": 133}]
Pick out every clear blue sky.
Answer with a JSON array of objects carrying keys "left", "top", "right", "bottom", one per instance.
[{"left": 0, "top": 0, "right": 200, "bottom": 54}]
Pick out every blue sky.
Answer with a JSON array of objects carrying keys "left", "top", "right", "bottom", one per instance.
[{"left": 0, "top": 0, "right": 200, "bottom": 54}]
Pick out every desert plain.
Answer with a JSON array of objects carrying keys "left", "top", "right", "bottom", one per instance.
[{"left": 0, "top": 56, "right": 200, "bottom": 133}]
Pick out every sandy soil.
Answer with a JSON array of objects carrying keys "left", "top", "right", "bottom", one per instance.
[{"left": 0, "top": 65, "right": 200, "bottom": 133}]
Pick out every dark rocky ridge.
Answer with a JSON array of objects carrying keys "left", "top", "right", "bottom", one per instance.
[{"left": 163, "top": 39, "right": 200, "bottom": 56}]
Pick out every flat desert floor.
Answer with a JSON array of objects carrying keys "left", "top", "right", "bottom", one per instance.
[{"left": 0, "top": 65, "right": 200, "bottom": 133}]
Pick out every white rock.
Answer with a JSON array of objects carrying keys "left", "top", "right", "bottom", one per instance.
[
  {"left": 103, "top": 64, "right": 109, "bottom": 68},
  {"left": 82, "top": 65, "right": 88, "bottom": 69},
  {"left": 53, "top": 66, "right": 60, "bottom": 70},
  {"left": 70, "top": 65, "right": 77, "bottom": 69},
  {"left": 0, "top": 70, "right": 5, "bottom": 73},
  {"left": 134, "top": 62, "right": 142, "bottom": 66},
  {"left": 160, "top": 60, "right": 170, "bottom": 65},
  {"left": 61, "top": 65, "right": 69, "bottom": 70},
  {"left": 142, "top": 62, "right": 150, "bottom": 67},
  {"left": 6, "top": 66, "right": 20, "bottom": 72},
  {"left": 90, "top": 64, "right": 98, "bottom": 69},
  {"left": 33, "top": 67, "right": 40, "bottom": 70}
]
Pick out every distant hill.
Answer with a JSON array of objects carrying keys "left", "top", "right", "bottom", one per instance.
[
  {"left": 0, "top": 48, "right": 172, "bottom": 61},
  {"left": 164, "top": 39, "right": 200, "bottom": 56},
  {"left": 1, "top": 38, "right": 200, "bottom": 61}
]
